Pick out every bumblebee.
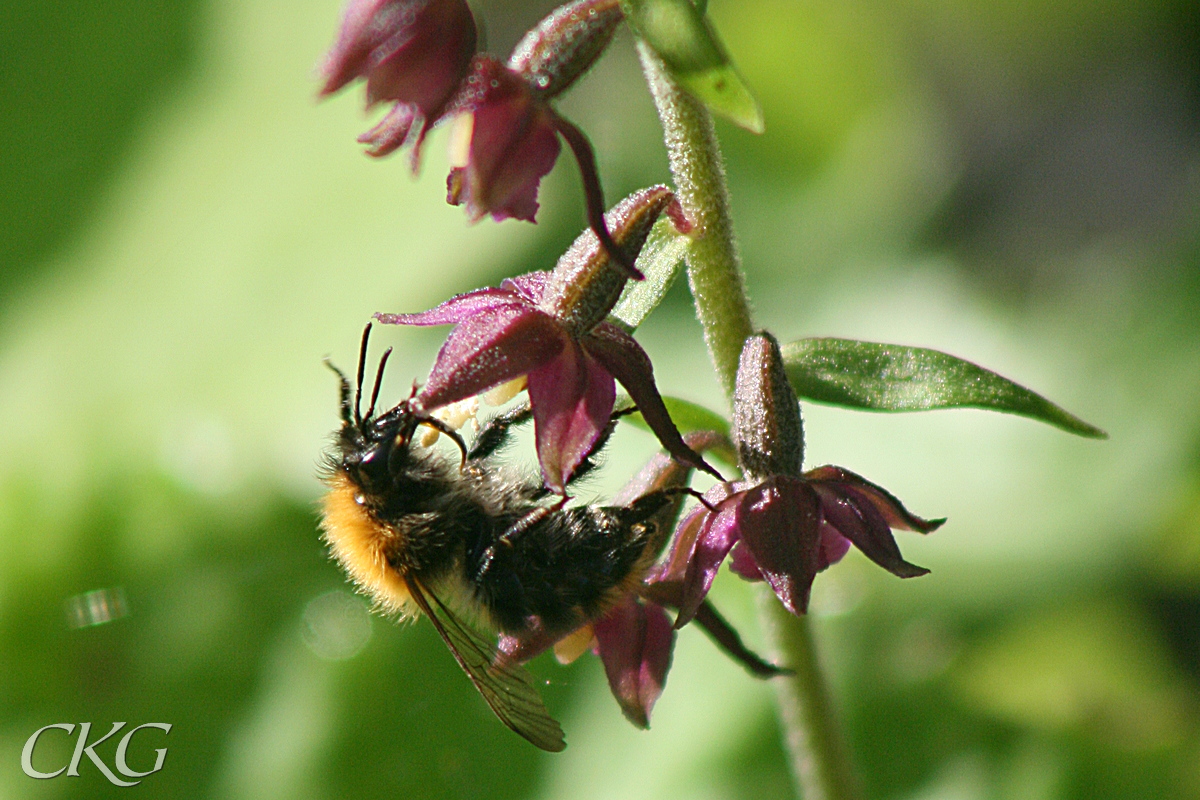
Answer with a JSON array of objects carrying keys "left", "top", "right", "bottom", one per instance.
[{"left": 319, "top": 326, "right": 690, "bottom": 751}]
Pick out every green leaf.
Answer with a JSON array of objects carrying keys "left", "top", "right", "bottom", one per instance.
[
  {"left": 621, "top": 0, "right": 764, "bottom": 132},
  {"left": 623, "top": 395, "right": 738, "bottom": 466},
  {"left": 780, "top": 338, "right": 1107, "bottom": 438},
  {"left": 610, "top": 216, "right": 689, "bottom": 331}
]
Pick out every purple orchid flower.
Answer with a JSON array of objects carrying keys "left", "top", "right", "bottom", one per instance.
[
  {"left": 656, "top": 333, "right": 944, "bottom": 624},
  {"left": 444, "top": 0, "right": 625, "bottom": 226},
  {"left": 444, "top": 55, "right": 564, "bottom": 224},
  {"left": 319, "top": 0, "right": 478, "bottom": 168},
  {"left": 592, "top": 597, "right": 675, "bottom": 728},
  {"left": 375, "top": 186, "right": 717, "bottom": 494}
]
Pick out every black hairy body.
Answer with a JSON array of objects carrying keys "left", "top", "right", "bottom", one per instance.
[
  {"left": 324, "top": 401, "right": 667, "bottom": 634},
  {"left": 318, "top": 325, "right": 680, "bottom": 751}
]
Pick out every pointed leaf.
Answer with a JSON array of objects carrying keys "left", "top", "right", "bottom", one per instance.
[
  {"left": 621, "top": 0, "right": 764, "bottom": 132},
  {"left": 610, "top": 216, "right": 689, "bottom": 330},
  {"left": 781, "top": 338, "right": 1107, "bottom": 438}
]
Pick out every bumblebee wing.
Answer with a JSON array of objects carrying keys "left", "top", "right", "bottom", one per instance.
[{"left": 407, "top": 577, "right": 566, "bottom": 752}]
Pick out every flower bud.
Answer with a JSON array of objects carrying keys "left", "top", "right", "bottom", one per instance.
[
  {"left": 509, "top": 0, "right": 624, "bottom": 98},
  {"left": 539, "top": 186, "right": 683, "bottom": 334},
  {"left": 733, "top": 332, "right": 804, "bottom": 480}
]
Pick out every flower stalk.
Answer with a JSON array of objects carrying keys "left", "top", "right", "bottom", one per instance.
[
  {"left": 636, "top": 43, "right": 752, "bottom": 398},
  {"left": 637, "top": 42, "right": 860, "bottom": 800}
]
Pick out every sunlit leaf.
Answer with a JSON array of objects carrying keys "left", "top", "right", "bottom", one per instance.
[
  {"left": 780, "top": 338, "right": 1107, "bottom": 438},
  {"left": 611, "top": 216, "right": 689, "bottom": 331},
  {"left": 622, "top": 0, "right": 764, "bottom": 132}
]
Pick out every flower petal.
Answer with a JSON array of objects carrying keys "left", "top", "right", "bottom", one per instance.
[
  {"left": 728, "top": 541, "right": 762, "bottom": 580},
  {"left": 806, "top": 465, "right": 945, "bottom": 533},
  {"left": 816, "top": 523, "right": 852, "bottom": 572},
  {"left": 319, "top": 0, "right": 389, "bottom": 97},
  {"left": 811, "top": 482, "right": 930, "bottom": 579},
  {"left": 497, "top": 625, "right": 560, "bottom": 664},
  {"left": 527, "top": 342, "right": 616, "bottom": 493},
  {"left": 375, "top": 287, "right": 526, "bottom": 327},
  {"left": 593, "top": 599, "right": 675, "bottom": 729},
  {"left": 500, "top": 270, "right": 552, "bottom": 304},
  {"left": 363, "top": 0, "right": 477, "bottom": 112},
  {"left": 650, "top": 500, "right": 705, "bottom": 585},
  {"left": 675, "top": 493, "right": 742, "bottom": 627},
  {"left": 584, "top": 322, "right": 721, "bottom": 482},
  {"left": 414, "top": 304, "right": 568, "bottom": 409},
  {"left": 357, "top": 101, "right": 418, "bottom": 158},
  {"left": 735, "top": 478, "right": 822, "bottom": 615}
]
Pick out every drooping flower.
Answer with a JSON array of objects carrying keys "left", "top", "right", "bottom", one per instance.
[
  {"left": 375, "top": 185, "right": 715, "bottom": 493},
  {"left": 496, "top": 595, "right": 675, "bottom": 728},
  {"left": 445, "top": 0, "right": 629, "bottom": 256},
  {"left": 657, "top": 333, "right": 944, "bottom": 624},
  {"left": 443, "top": 56, "right": 564, "bottom": 224},
  {"left": 318, "top": 0, "right": 478, "bottom": 166}
]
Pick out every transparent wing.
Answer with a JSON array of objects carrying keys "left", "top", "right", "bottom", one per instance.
[{"left": 406, "top": 577, "right": 566, "bottom": 752}]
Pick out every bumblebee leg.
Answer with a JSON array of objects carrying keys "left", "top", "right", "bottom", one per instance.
[
  {"left": 474, "top": 506, "right": 553, "bottom": 582},
  {"left": 468, "top": 401, "right": 534, "bottom": 462}
]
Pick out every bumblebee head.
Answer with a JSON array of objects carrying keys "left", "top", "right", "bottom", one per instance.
[{"left": 326, "top": 324, "right": 468, "bottom": 494}]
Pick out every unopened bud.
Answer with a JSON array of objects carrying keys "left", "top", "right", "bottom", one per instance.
[
  {"left": 733, "top": 332, "right": 804, "bottom": 480},
  {"left": 509, "top": 0, "right": 624, "bottom": 98},
  {"left": 540, "top": 185, "right": 682, "bottom": 334}
]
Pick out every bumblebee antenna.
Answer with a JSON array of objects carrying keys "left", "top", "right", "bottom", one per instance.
[
  {"left": 354, "top": 323, "right": 372, "bottom": 427},
  {"left": 365, "top": 347, "right": 392, "bottom": 422},
  {"left": 325, "top": 359, "right": 354, "bottom": 426}
]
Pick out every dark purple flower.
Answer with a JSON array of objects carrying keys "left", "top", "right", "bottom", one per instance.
[
  {"left": 376, "top": 186, "right": 718, "bottom": 493},
  {"left": 444, "top": 56, "right": 562, "bottom": 223},
  {"left": 657, "top": 333, "right": 944, "bottom": 624},
  {"left": 495, "top": 596, "right": 674, "bottom": 728},
  {"left": 443, "top": 0, "right": 623, "bottom": 223},
  {"left": 495, "top": 431, "right": 784, "bottom": 728},
  {"left": 591, "top": 597, "right": 675, "bottom": 728},
  {"left": 444, "top": 1, "right": 635, "bottom": 272},
  {"left": 319, "top": 0, "right": 478, "bottom": 166}
]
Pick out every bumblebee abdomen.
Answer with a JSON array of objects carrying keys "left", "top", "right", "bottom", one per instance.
[{"left": 472, "top": 506, "right": 653, "bottom": 634}]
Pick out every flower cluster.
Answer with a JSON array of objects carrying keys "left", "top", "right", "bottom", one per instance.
[
  {"left": 318, "top": 0, "right": 947, "bottom": 741},
  {"left": 513, "top": 335, "right": 942, "bottom": 727}
]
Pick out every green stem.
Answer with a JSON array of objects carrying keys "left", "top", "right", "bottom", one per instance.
[
  {"left": 637, "top": 43, "right": 860, "bottom": 800},
  {"left": 759, "top": 593, "right": 861, "bottom": 800},
  {"left": 637, "top": 42, "right": 752, "bottom": 398}
]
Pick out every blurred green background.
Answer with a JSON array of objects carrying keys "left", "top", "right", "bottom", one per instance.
[{"left": 2, "top": 0, "right": 1199, "bottom": 797}]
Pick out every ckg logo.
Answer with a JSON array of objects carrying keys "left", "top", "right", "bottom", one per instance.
[{"left": 21, "top": 722, "right": 171, "bottom": 786}]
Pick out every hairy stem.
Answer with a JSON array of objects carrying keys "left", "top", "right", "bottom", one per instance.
[
  {"left": 637, "top": 42, "right": 752, "bottom": 398},
  {"left": 638, "top": 42, "right": 860, "bottom": 800},
  {"left": 759, "top": 593, "right": 861, "bottom": 800}
]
